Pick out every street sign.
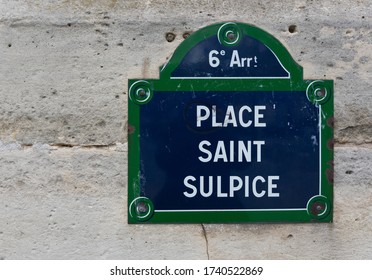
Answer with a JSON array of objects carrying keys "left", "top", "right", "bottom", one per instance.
[{"left": 128, "top": 22, "right": 333, "bottom": 223}]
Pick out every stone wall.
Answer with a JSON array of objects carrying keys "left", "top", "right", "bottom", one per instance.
[{"left": 0, "top": 0, "right": 371, "bottom": 259}]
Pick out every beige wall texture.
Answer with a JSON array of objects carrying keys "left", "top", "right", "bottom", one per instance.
[{"left": 0, "top": 0, "right": 371, "bottom": 259}]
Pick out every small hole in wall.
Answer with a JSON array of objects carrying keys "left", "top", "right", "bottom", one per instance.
[
  {"left": 165, "top": 32, "right": 176, "bottom": 42},
  {"left": 183, "top": 32, "right": 192, "bottom": 39},
  {"left": 288, "top": 25, "right": 297, "bottom": 33}
]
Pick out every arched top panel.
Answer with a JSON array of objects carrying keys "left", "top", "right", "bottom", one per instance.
[{"left": 160, "top": 22, "right": 303, "bottom": 81}]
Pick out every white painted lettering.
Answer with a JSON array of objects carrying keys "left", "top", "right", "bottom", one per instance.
[
  {"left": 268, "top": 176, "right": 280, "bottom": 197},
  {"left": 254, "top": 105, "right": 266, "bottom": 127},
  {"left": 229, "top": 51, "right": 258, "bottom": 68},
  {"left": 196, "top": 105, "right": 210, "bottom": 127},
  {"left": 229, "top": 140, "right": 234, "bottom": 162},
  {"left": 183, "top": 175, "right": 280, "bottom": 198},
  {"left": 253, "top": 140, "right": 265, "bottom": 162},
  {"left": 200, "top": 176, "right": 213, "bottom": 197},
  {"left": 238, "top": 140, "right": 252, "bottom": 162},
  {"left": 223, "top": 106, "right": 237, "bottom": 127},
  {"left": 229, "top": 50, "right": 241, "bottom": 67},
  {"left": 246, "top": 57, "right": 252, "bottom": 67},
  {"left": 244, "top": 176, "right": 250, "bottom": 197},
  {"left": 196, "top": 105, "right": 266, "bottom": 128},
  {"left": 198, "top": 140, "right": 212, "bottom": 162},
  {"left": 252, "top": 176, "right": 266, "bottom": 197},
  {"left": 238, "top": 106, "right": 252, "bottom": 127},
  {"left": 217, "top": 176, "right": 227, "bottom": 197},
  {"left": 199, "top": 140, "right": 265, "bottom": 163},
  {"left": 183, "top": 176, "right": 197, "bottom": 198},
  {"left": 213, "top": 141, "right": 228, "bottom": 162},
  {"left": 229, "top": 176, "right": 243, "bottom": 197},
  {"left": 211, "top": 105, "right": 222, "bottom": 127}
]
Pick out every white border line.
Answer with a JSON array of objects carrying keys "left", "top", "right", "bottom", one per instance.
[
  {"left": 319, "top": 105, "right": 322, "bottom": 195},
  {"left": 156, "top": 208, "right": 306, "bottom": 213},
  {"left": 267, "top": 45, "right": 291, "bottom": 78},
  {"left": 170, "top": 76, "right": 290, "bottom": 80},
  {"left": 153, "top": 93, "right": 322, "bottom": 213}
]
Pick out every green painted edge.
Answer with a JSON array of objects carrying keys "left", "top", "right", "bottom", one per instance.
[
  {"left": 128, "top": 22, "right": 333, "bottom": 224},
  {"left": 160, "top": 22, "right": 303, "bottom": 81},
  {"left": 127, "top": 88, "right": 141, "bottom": 224}
]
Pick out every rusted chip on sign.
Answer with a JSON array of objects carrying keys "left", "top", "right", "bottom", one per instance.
[
  {"left": 327, "top": 116, "right": 334, "bottom": 128},
  {"left": 128, "top": 124, "right": 135, "bottom": 135},
  {"left": 327, "top": 139, "right": 334, "bottom": 150},
  {"left": 311, "top": 201, "right": 326, "bottom": 216},
  {"left": 326, "top": 160, "right": 334, "bottom": 184}
]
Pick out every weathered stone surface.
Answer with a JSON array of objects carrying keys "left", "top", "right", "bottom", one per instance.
[
  {"left": 0, "top": 1, "right": 371, "bottom": 145},
  {"left": 204, "top": 147, "right": 372, "bottom": 259},
  {"left": 0, "top": 145, "right": 370, "bottom": 259},
  {"left": 0, "top": 144, "right": 206, "bottom": 259},
  {"left": 0, "top": 0, "right": 371, "bottom": 259}
]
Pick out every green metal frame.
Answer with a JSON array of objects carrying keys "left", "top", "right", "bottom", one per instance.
[{"left": 128, "top": 22, "right": 333, "bottom": 224}]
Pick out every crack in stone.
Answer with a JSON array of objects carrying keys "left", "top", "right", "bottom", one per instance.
[
  {"left": 0, "top": 141, "right": 129, "bottom": 152},
  {"left": 50, "top": 143, "right": 118, "bottom": 149},
  {"left": 20, "top": 143, "right": 120, "bottom": 149},
  {"left": 201, "top": 223, "right": 210, "bottom": 260},
  {"left": 334, "top": 141, "right": 372, "bottom": 148}
]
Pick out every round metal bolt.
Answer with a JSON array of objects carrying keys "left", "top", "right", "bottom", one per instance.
[
  {"left": 315, "top": 88, "right": 326, "bottom": 98},
  {"left": 227, "top": 32, "right": 236, "bottom": 41},
  {"left": 307, "top": 196, "right": 331, "bottom": 219},
  {"left": 306, "top": 81, "right": 331, "bottom": 105},
  {"left": 129, "top": 81, "right": 153, "bottom": 105},
  {"left": 136, "top": 202, "right": 148, "bottom": 214},
  {"left": 218, "top": 23, "right": 242, "bottom": 46},
  {"left": 129, "top": 196, "right": 154, "bottom": 221},
  {"left": 311, "top": 202, "right": 325, "bottom": 216},
  {"left": 138, "top": 89, "right": 146, "bottom": 97}
]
